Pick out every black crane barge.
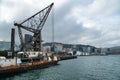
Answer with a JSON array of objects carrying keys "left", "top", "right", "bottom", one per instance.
[{"left": 0, "top": 3, "right": 59, "bottom": 77}]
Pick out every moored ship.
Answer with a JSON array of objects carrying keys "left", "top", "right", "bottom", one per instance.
[{"left": 0, "top": 51, "right": 59, "bottom": 77}]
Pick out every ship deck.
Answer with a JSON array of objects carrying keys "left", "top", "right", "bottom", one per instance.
[{"left": 0, "top": 60, "right": 58, "bottom": 77}]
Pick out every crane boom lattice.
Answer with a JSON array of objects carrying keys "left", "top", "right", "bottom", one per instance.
[{"left": 14, "top": 3, "right": 54, "bottom": 51}]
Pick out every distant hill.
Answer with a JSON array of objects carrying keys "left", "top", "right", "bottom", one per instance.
[
  {"left": 0, "top": 41, "right": 11, "bottom": 50},
  {"left": 0, "top": 41, "right": 19, "bottom": 51},
  {"left": 110, "top": 46, "right": 120, "bottom": 49},
  {"left": 110, "top": 46, "right": 120, "bottom": 54}
]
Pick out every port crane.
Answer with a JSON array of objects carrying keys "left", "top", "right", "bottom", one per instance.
[{"left": 14, "top": 3, "right": 54, "bottom": 51}]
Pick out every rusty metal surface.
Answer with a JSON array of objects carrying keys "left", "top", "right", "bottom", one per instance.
[{"left": 0, "top": 60, "right": 58, "bottom": 77}]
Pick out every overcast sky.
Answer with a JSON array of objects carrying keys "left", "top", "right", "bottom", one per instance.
[{"left": 0, "top": 0, "right": 120, "bottom": 48}]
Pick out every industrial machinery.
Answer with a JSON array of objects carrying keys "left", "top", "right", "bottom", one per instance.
[{"left": 14, "top": 3, "right": 54, "bottom": 51}]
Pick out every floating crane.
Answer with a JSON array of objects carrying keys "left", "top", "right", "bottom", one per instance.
[{"left": 14, "top": 3, "right": 54, "bottom": 51}]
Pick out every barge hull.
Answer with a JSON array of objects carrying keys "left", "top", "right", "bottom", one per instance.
[{"left": 0, "top": 61, "right": 58, "bottom": 77}]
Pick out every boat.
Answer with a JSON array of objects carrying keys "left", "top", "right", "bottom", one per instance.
[
  {"left": 0, "top": 51, "right": 59, "bottom": 77},
  {"left": 59, "top": 55, "right": 77, "bottom": 60}
]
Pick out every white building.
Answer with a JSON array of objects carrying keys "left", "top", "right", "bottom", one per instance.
[
  {"left": 43, "top": 46, "right": 51, "bottom": 52},
  {"left": 101, "top": 48, "right": 110, "bottom": 55},
  {"left": 54, "top": 43, "right": 63, "bottom": 52},
  {"left": 42, "top": 42, "right": 63, "bottom": 52}
]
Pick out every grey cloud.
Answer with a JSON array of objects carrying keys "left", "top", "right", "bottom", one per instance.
[
  {"left": 0, "top": 0, "right": 120, "bottom": 48},
  {"left": 0, "top": 21, "right": 13, "bottom": 41}
]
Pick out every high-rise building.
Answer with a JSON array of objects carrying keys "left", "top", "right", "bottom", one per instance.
[{"left": 24, "top": 34, "right": 33, "bottom": 50}]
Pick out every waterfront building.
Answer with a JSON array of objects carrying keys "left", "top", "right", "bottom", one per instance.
[
  {"left": 43, "top": 42, "right": 63, "bottom": 52},
  {"left": 76, "top": 51, "right": 82, "bottom": 55},
  {"left": 43, "top": 46, "right": 51, "bottom": 52},
  {"left": 101, "top": 48, "right": 111, "bottom": 54},
  {"left": 43, "top": 42, "right": 97, "bottom": 55}
]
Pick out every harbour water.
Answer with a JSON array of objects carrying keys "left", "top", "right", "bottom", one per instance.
[{"left": 2, "top": 55, "right": 120, "bottom": 80}]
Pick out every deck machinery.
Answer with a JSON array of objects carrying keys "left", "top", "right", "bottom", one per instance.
[{"left": 14, "top": 3, "right": 54, "bottom": 51}]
